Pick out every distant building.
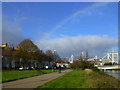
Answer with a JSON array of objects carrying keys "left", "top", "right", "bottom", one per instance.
[
  {"left": 56, "top": 60, "right": 69, "bottom": 68},
  {"left": 88, "top": 58, "right": 94, "bottom": 61},
  {"left": 94, "top": 59, "right": 100, "bottom": 62},
  {"left": 88, "top": 56, "right": 98, "bottom": 62},
  {"left": 2, "top": 43, "right": 7, "bottom": 48},
  {"left": 107, "top": 51, "right": 118, "bottom": 64},
  {"left": 94, "top": 51, "right": 119, "bottom": 67},
  {"left": 94, "top": 59, "right": 102, "bottom": 66}
]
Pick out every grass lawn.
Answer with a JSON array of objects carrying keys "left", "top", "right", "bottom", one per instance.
[
  {"left": 2, "top": 69, "right": 58, "bottom": 83},
  {"left": 36, "top": 69, "right": 120, "bottom": 88}
]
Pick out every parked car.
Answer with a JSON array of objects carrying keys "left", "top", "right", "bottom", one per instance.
[{"left": 19, "top": 67, "right": 23, "bottom": 70}]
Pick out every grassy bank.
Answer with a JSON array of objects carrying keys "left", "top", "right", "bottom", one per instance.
[
  {"left": 36, "top": 69, "right": 120, "bottom": 88},
  {"left": 2, "top": 69, "right": 58, "bottom": 83},
  {"left": 84, "top": 69, "right": 120, "bottom": 88}
]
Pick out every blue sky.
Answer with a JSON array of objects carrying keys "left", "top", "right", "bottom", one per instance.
[{"left": 2, "top": 2, "right": 118, "bottom": 58}]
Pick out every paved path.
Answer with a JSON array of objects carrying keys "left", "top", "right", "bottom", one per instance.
[{"left": 2, "top": 69, "right": 72, "bottom": 89}]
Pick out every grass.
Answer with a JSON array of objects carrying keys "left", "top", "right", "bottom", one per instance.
[
  {"left": 36, "top": 70, "right": 85, "bottom": 88},
  {"left": 2, "top": 69, "right": 58, "bottom": 83},
  {"left": 36, "top": 69, "right": 120, "bottom": 88},
  {"left": 84, "top": 70, "right": 120, "bottom": 88}
]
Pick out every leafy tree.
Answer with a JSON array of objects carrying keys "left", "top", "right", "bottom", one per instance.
[
  {"left": 13, "top": 39, "right": 41, "bottom": 68},
  {"left": 2, "top": 47, "right": 13, "bottom": 57},
  {"left": 2, "top": 46, "right": 14, "bottom": 69},
  {"left": 70, "top": 60, "right": 83, "bottom": 69},
  {"left": 104, "top": 62, "right": 112, "bottom": 66}
]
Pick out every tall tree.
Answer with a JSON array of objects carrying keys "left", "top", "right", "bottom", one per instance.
[
  {"left": 54, "top": 51, "right": 61, "bottom": 62},
  {"left": 45, "top": 50, "right": 54, "bottom": 65},
  {"left": 14, "top": 39, "right": 40, "bottom": 67},
  {"left": 85, "top": 49, "right": 89, "bottom": 61},
  {"left": 2, "top": 47, "right": 13, "bottom": 57},
  {"left": 2, "top": 46, "right": 14, "bottom": 69}
]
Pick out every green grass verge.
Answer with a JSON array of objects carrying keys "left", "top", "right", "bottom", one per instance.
[
  {"left": 2, "top": 69, "right": 58, "bottom": 83},
  {"left": 36, "top": 70, "right": 85, "bottom": 88},
  {"left": 36, "top": 69, "right": 120, "bottom": 88}
]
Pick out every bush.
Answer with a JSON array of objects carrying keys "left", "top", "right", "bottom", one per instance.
[
  {"left": 104, "top": 62, "right": 112, "bottom": 66},
  {"left": 70, "top": 60, "right": 99, "bottom": 71}
]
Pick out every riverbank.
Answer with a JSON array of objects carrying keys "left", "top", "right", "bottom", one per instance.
[
  {"left": 85, "top": 69, "right": 120, "bottom": 88},
  {"left": 36, "top": 69, "right": 120, "bottom": 88}
]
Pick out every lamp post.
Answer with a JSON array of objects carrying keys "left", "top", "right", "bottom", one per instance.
[{"left": 53, "top": 50, "right": 56, "bottom": 63}]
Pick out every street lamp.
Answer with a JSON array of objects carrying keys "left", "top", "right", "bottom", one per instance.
[{"left": 53, "top": 50, "right": 56, "bottom": 63}]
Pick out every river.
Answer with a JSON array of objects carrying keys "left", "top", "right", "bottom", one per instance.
[{"left": 106, "top": 70, "right": 120, "bottom": 80}]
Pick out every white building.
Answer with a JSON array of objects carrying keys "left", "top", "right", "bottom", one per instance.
[
  {"left": 107, "top": 51, "right": 118, "bottom": 64},
  {"left": 56, "top": 60, "right": 69, "bottom": 68}
]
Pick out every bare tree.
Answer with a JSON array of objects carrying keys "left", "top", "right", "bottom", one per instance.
[
  {"left": 45, "top": 50, "right": 54, "bottom": 65},
  {"left": 85, "top": 49, "right": 89, "bottom": 61}
]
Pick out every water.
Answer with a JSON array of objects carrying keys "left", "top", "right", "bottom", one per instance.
[{"left": 106, "top": 70, "right": 120, "bottom": 80}]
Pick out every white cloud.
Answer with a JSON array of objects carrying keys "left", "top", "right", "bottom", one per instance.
[{"left": 35, "top": 35, "right": 118, "bottom": 58}]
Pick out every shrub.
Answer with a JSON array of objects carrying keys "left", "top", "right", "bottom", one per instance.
[
  {"left": 70, "top": 60, "right": 99, "bottom": 71},
  {"left": 104, "top": 62, "right": 112, "bottom": 66}
]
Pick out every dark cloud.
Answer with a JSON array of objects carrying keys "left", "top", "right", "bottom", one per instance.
[{"left": 2, "top": 17, "right": 26, "bottom": 46}]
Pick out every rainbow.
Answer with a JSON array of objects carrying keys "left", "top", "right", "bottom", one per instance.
[{"left": 44, "top": 2, "right": 109, "bottom": 39}]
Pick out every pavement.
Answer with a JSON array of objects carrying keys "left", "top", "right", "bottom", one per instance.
[{"left": 2, "top": 69, "right": 72, "bottom": 89}]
